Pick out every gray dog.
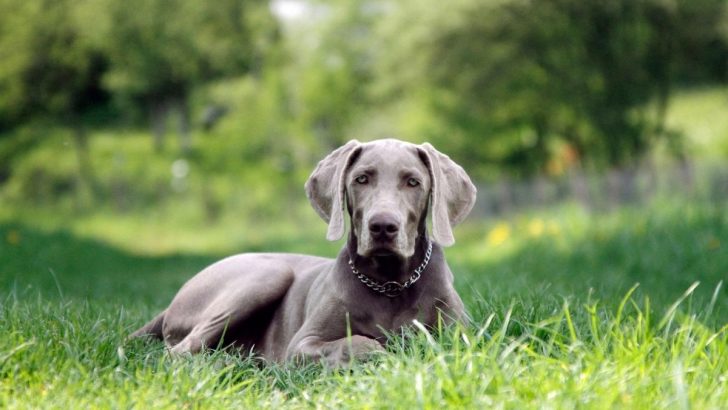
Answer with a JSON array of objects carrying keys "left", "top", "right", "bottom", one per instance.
[{"left": 131, "top": 139, "right": 476, "bottom": 366}]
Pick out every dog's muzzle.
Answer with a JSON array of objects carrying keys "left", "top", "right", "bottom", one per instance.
[{"left": 368, "top": 212, "right": 400, "bottom": 244}]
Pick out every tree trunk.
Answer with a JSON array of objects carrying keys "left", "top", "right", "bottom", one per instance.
[
  {"left": 151, "top": 100, "right": 167, "bottom": 153},
  {"left": 176, "top": 96, "right": 192, "bottom": 154},
  {"left": 72, "top": 123, "right": 97, "bottom": 208}
]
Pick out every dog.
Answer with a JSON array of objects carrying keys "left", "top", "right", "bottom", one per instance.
[{"left": 131, "top": 139, "right": 476, "bottom": 366}]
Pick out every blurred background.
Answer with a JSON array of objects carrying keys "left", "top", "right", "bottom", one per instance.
[{"left": 1, "top": 0, "right": 726, "bottom": 313}]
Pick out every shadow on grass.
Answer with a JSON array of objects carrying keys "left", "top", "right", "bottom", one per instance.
[{"left": 0, "top": 223, "right": 222, "bottom": 307}]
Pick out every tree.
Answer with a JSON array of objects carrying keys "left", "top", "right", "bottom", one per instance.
[
  {"left": 0, "top": 0, "right": 111, "bottom": 200},
  {"left": 97, "top": 0, "right": 278, "bottom": 153},
  {"left": 373, "top": 0, "right": 728, "bottom": 177}
]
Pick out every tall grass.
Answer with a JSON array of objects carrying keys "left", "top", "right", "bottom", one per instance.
[{"left": 1, "top": 283, "right": 725, "bottom": 408}]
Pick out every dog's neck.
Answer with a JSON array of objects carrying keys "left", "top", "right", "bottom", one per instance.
[{"left": 345, "top": 229, "right": 431, "bottom": 286}]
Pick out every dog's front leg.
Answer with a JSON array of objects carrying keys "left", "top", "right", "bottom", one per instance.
[{"left": 286, "top": 334, "right": 385, "bottom": 367}]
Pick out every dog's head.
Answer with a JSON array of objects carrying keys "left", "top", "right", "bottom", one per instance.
[{"left": 305, "top": 139, "right": 476, "bottom": 258}]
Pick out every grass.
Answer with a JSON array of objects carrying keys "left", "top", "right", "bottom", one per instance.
[{"left": 1, "top": 199, "right": 727, "bottom": 409}]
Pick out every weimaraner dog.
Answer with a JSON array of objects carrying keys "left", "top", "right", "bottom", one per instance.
[{"left": 131, "top": 139, "right": 476, "bottom": 366}]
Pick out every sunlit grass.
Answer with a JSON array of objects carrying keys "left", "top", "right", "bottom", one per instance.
[{"left": 1, "top": 283, "right": 725, "bottom": 408}]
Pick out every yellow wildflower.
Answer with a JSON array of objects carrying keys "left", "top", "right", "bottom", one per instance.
[{"left": 487, "top": 222, "right": 511, "bottom": 246}]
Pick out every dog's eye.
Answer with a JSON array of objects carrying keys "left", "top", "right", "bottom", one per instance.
[
  {"left": 355, "top": 175, "right": 369, "bottom": 184},
  {"left": 407, "top": 178, "right": 420, "bottom": 187}
]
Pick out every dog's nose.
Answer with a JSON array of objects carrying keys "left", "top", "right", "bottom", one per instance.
[{"left": 368, "top": 213, "right": 400, "bottom": 241}]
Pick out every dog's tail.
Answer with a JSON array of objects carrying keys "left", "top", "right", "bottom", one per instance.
[{"left": 129, "top": 310, "right": 166, "bottom": 340}]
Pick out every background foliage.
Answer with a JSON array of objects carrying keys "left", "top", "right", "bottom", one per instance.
[{"left": 1, "top": 0, "right": 726, "bottom": 188}]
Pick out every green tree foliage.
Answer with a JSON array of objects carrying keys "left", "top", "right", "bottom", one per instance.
[
  {"left": 0, "top": 0, "right": 111, "bottom": 199},
  {"left": 373, "top": 0, "right": 728, "bottom": 177},
  {"left": 0, "top": 0, "right": 109, "bottom": 129},
  {"left": 1, "top": 0, "right": 727, "bottom": 190},
  {"left": 96, "top": 0, "right": 278, "bottom": 152},
  {"left": 0, "top": 0, "right": 280, "bottom": 205}
]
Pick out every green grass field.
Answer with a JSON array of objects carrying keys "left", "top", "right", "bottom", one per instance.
[{"left": 1, "top": 198, "right": 726, "bottom": 408}]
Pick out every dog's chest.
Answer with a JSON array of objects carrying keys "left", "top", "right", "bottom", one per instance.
[{"left": 350, "top": 296, "right": 438, "bottom": 338}]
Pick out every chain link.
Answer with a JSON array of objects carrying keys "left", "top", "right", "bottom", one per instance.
[{"left": 348, "top": 240, "right": 433, "bottom": 298}]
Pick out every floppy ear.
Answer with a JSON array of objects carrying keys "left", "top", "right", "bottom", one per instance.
[
  {"left": 418, "top": 143, "right": 477, "bottom": 246},
  {"left": 305, "top": 140, "right": 362, "bottom": 241}
]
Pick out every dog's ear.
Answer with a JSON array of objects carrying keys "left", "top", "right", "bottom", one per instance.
[
  {"left": 418, "top": 143, "right": 477, "bottom": 246},
  {"left": 305, "top": 140, "right": 362, "bottom": 241}
]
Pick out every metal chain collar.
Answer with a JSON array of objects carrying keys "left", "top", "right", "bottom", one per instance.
[{"left": 347, "top": 240, "right": 433, "bottom": 298}]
